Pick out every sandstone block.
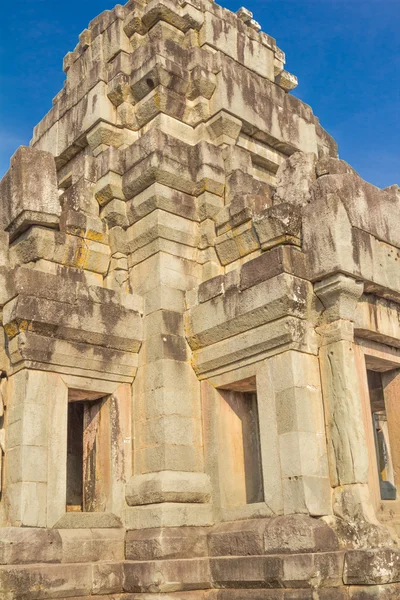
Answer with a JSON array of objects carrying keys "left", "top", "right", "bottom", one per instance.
[
  {"left": 127, "top": 183, "right": 198, "bottom": 225},
  {"left": 0, "top": 147, "right": 60, "bottom": 239},
  {"left": 92, "top": 561, "right": 124, "bottom": 595},
  {"left": 125, "top": 503, "right": 213, "bottom": 530},
  {"left": 87, "top": 122, "right": 126, "bottom": 154},
  {"left": 192, "top": 316, "right": 314, "bottom": 377},
  {"left": 54, "top": 512, "right": 122, "bottom": 529},
  {"left": 124, "top": 558, "right": 211, "bottom": 592},
  {"left": 0, "top": 529, "right": 62, "bottom": 565},
  {"left": 216, "top": 591, "right": 284, "bottom": 600},
  {"left": 319, "top": 340, "right": 369, "bottom": 487},
  {"left": 264, "top": 515, "right": 339, "bottom": 555},
  {"left": 208, "top": 519, "right": 267, "bottom": 557},
  {"left": 138, "top": 442, "right": 202, "bottom": 473},
  {"left": 274, "top": 152, "right": 317, "bottom": 207},
  {"left": 126, "top": 527, "right": 208, "bottom": 561},
  {"left": 126, "top": 209, "right": 199, "bottom": 253},
  {"left": 100, "top": 198, "right": 129, "bottom": 227},
  {"left": 314, "top": 274, "right": 364, "bottom": 323},
  {"left": 198, "top": 275, "right": 224, "bottom": 304},
  {"left": 210, "top": 556, "right": 283, "bottom": 588},
  {"left": 348, "top": 583, "right": 400, "bottom": 599},
  {"left": 275, "top": 70, "right": 298, "bottom": 92},
  {"left": 142, "top": 0, "right": 204, "bottom": 33},
  {"left": 317, "top": 590, "right": 349, "bottom": 600},
  {"left": 3, "top": 291, "right": 142, "bottom": 353},
  {"left": 60, "top": 209, "right": 108, "bottom": 244},
  {"left": 60, "top": 178, "right": 99, "bottom": 216},
  {"left": 0, "top": 563, "right": 92, "bottom": 600},
  {"left": 253, "top": 203, "right": 301, "bottom": 250},
  {"left": 282, "top": 476, "right": 332, "bottom": 518},
  {"left": 187, "top": 273, "right": 312, "bottom": 350},
  {"left": 95, "top": 172, "right": 125, "bottom": 206},
  {"left": 316, "top": 156, "right": 356, "bottom": 178},
  {"left": 6, "top": 445, "right": 47, "bottom": 485},
  {"left": 60, "top": 529, "right": 125, "bottom": 563},
  {"left": 282, "top": 552, "right": 344, "bottom": 589},
  {"left": 125, "top": 471, "right": 211, "bottom": 506},
  {"left": 344, "top": 549, "right": 400, "bottom": 585}
]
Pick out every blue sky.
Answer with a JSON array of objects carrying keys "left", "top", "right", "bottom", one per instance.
[{"left": 1, "top": 0, "right": 399, "bottom": 187}]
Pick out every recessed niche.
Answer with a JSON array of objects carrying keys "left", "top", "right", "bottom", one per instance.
[
  {"left": 367, "top": 370, "right": 396, "bottom": 501},
  {"left": 218, "top": 389, "right": 264, "bottom": 507},
  {"left": 66, "top": 393, "right": 107, "bottom": 513}
]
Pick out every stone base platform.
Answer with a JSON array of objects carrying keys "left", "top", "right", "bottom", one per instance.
[{"left": 0, "top": 517, "right": 398, "bottom": 599}]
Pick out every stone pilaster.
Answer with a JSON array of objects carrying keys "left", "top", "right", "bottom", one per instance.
[
  {"left": 257, "top": 350, "right": 331, "bottom": 517},
  {"left": 3, "top": 370, "right": 68, "bottom": 528},
  {"left": 315, "top": 274, "right": 382, "bottom": 529}
]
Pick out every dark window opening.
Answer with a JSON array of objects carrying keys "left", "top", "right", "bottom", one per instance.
[
  {"left": 66, "top": 401, "right": 84, "bottom": 512},
  {"left": 66, "top": 395, "right": 105, "bottom": 513},
  {"left": 367, "top": 370, "right": 396, "bottom": 501}
]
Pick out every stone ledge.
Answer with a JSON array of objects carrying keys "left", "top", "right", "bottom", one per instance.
[
  {"left": 344, "top": 548, "right": 400, "bottom": 585},
  {"left": 126, "top": 526, "right": 209, "bottom": 561},
  {"left": 348, "top": 582, "right": 400, "bottom": 599},
  {"left": 54, "top": 513, "right": 123, "bottom": 529},
  {"left": 0, "top": 560, "right": 124, "bottom": 600},
  {"left": 0, "top": 550, "right": 395, "bottom": 599},
  {"left": 208, "top": 515, "right": 338, "bottom": 557},
  {"left": 125, "top": 471, "right": 212, "bottom": 506}
]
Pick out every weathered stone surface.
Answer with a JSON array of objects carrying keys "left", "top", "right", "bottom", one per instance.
[
  {"left": 319, "top": 339, "right": 369, "bottom": 487},
  {"left": 0, "top": 528, "right": 62, "bottom": 565},
  {"left": 59, "top": 529, "right": 125, "bottom": 563},
  {"left": 92, "top": 561, "right": 124, "bottom": 595},
  {"left": 348, "top": 583, "right": 400, "bottom": 599},
  {"left": 126, "top": 527, "right": 208, "bottom": 561},
  {"left": 282, "top": 551, "right": 344, "bottom": 588},
  {"left": 344, "top": 549, "right": 400, "bottom": 585},
  {"left": 125, "top": 502, "right": 213, "bottom": 530},
  {"left": 328, "top": 485, "right": 393, "bottom": 550},
  {"left": 186, "top": 272, "right": 313, "bottom": 350},
  {"left": 274, "top": 152, "right": 317, "bottom": 206},
  {"left": 0, "top": 147, "right": 60, "bottom": 239},
  {"left": 0, "top": 562, "right": 92, "bottom": 600},
  {"left": 54, "top": 513, "right": 122, "bottom": 529},
  {"left": 0, "top": 0, "right": 398, "bottom": 595},
  {"left": 125, "top": 471, "right": 212, "bottom": 506},
  {"left": 124, "top": 558, "right": 211, "bottom": 592},
  {"left": 253, "top": 203, "right": 302, "bottom": 250},
  {"left": 264, "top": 516, "right": 339, "bottom": 555},
  {"left": 208, "top": 519, "right": 268, "bottom": 557},
  {"left": 210, "top": 556, "right": 283, "bottom": 588}
]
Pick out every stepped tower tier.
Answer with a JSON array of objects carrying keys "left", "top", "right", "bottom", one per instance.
[{"left": 0, "top": 0, "right": 399, "bottom": 598}]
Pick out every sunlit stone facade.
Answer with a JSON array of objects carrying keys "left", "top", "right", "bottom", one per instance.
[{"left": 0, "top": 0, "right": 399, "bottom": 597}]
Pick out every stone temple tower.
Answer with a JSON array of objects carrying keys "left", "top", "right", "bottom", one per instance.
[{"left": 0, "top": 0, "right": 399, "bottom": 597}]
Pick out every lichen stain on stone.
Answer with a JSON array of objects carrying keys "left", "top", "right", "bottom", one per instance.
[{"left": 0, "top": 0, "right": 397, "bottom": 595}]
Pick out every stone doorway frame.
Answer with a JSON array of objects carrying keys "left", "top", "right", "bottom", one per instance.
[
  {"left": 355, "top": 338, "right": 400, "bottom": 519},
  {"left": 4, "top": 370, "right": 131, "bottom": 528}
]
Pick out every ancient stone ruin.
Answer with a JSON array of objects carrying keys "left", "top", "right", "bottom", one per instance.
[{"left": 0, "top": 0, "right": 399, "bottom": 597}]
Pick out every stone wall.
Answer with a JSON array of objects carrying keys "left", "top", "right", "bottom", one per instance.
[{"left": 0, "top": 0, "right": 399, "bottom": 597}]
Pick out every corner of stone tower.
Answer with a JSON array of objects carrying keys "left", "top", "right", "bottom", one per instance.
[{"left": 0, "top": 0, "right": 399, "bottom": 598}]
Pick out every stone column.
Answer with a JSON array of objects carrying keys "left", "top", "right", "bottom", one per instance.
[
  {"left": 3, "top": 370, "right": 68, "bottom": 527},
  {"left": 257, "top": 350, "right": 331, "bottom": 516},
  {"left": 315, "top": 274, "right": 377, "bottom": 522},
  {"left": 125, "top": 250, "right": 212, "bottom": 529}
]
